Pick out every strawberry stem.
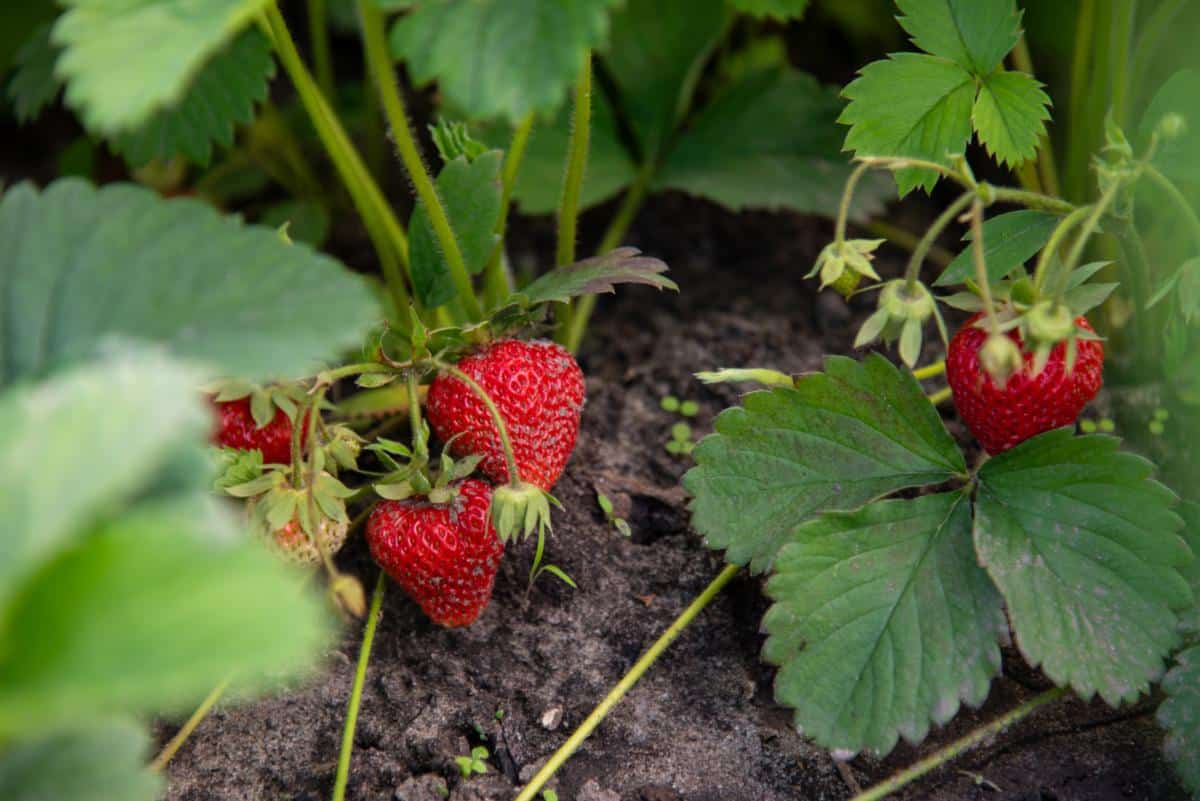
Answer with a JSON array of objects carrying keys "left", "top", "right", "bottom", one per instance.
[
  {"left": 834, "top": 161, "right": 874, "bottom": 246},
  {"left": 1052, "top": 179, "right": 1120, "bottom": 304},
  {"left": 1032, "top": 203, "right": 1093, "bottom": 296},
  {"left": 513, "top": 563, "right": 741, "bottom": 801},
  {"left": 332, "top": 570, "right": 387, "bottom": 801},
  {"left": 904, "top": 192, "right": 973, "bottom": 293},
  {"left": 406, "top": 370, "right": 427, "bottom": 462},
  {"left": 483, "top": 112, "right": 536, "bottom": 309},
  {"left": 149, "top": 674, "right": 233, "bottom": 772},
  {"left": 437, "top": 363, "right": 523, "bottom": 486},
  {"left": 970, "top": 199, "right": 1003, "bottom": 335},
  {"left": 358, "top": 0, "right": 483, "bottom": 322},
  {"left": 555, "top": 53, "right": 592, "bottom": 271}
]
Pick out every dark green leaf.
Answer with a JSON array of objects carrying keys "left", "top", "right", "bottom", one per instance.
[
  {"left": 0, "top": 352, "right": 207, "bottom": 608},
  {"left": 0, "top": 0, "right": 56, "bottom": 77},
  {"left": 0, "top": 493, "right": 332, "bottom": 735},
  {"left": 52, "top": 0, "right": 269, "bottom": 134},
  {"left": 110, "top": 28, "right": 275, "bottom": 168},
  {"left": 896, "top": 0, "right": 1021, "bottom": 75},
  {"left": 935, "top": 210, "right": 1057, "bottom": 286},
  {"left": 515, "top": 247, "right": 674, "bottom": 306},
  {"left": 1159, "top": 644, "right": 1200, "bottom": 796},
  {"left": 657, "top": 67, "right": 891, "bottom": 220},
  {"left": 972, "top": 69, "right": 1051, "bottom": 168},
  {"left": 684, "top": 354, "right": 966, "bottom": 573},
  {"left": 974, "top": 429, "right": 1191, "bottom": 705},
  {"left": 390, "top": 0, "right": 619, "bottom": 123},
  {"left": 840, "top": 53, "right": 975, "bottom": 195},
  {"left": 0, "top": 721, "right": 161, "bottom": 801},
  {"left": 410, "top": 151, "right": 503, "bottom": 307},
  {"left": 7, "top": 24, "right": 60, "bottom": 123},
  {"left": 603, "top": 0, "right": 730, "bottom": 161},
  {"left": 764, "top": 492, "right": 1002, "bottom": 756},
  {"left": 1179, "top": 500, "right": 1200, "bottom": 633},
  {"left": 728, "top": 0, "right": 808, "bottom": 20},
  {"left": 0, "top": 179, "right": 379, "bottom": 387}
]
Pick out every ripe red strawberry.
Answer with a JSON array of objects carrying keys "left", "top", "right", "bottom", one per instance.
[
  {"left": 426, "top": 339, "right": 585, "bottom": 491},
  {"left": 213, "top": 398, "right": 306, "bottom": 465},
  {"left": 946, "top": 313, "right": 1104, "bottom": 455},
  {"left": 366, "top": 478, "right": 503, "bottom": 627}
]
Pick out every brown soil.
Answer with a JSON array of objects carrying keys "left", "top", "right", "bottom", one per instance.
[{"left": 161, "top": 195, "right": 1187, "bottom": 801}]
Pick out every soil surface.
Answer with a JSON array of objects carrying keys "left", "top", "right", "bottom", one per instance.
[{"left": 161, "top": 195, "right": 1187, "bottom": 801}]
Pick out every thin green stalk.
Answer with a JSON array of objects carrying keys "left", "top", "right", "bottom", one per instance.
[
  {"left": 990, "top": 187, "right": 1076, "bottom": 215},
  {"left": 866, "top": 220, "right": 953, "bottom": 268},
  {"left": 849, "top": 688, "right": 1066, "bottom": 801},
  {"left": 836, "top": 161, "right": 875, "bottom": 244},
  {"left": 307, "top": 0, "right": 333, "bottom": 99},
  {"left": 318, "top": 362, "right": 393, "bottom": 385},
  {"left": 513, "top": 563, "right": 741, "bottom": 801},
  {"left": 1055, "top": 181, "right": 1120, "bottom": 302},
  {"left": 1033, "top": 204, "right": 1093, "bottom": 295},
  {"left": 556, "top": 54, "right": 593, "bottom": 269},
  {"left": 484, "top": 113, "right": 536, "bottom": 307},
  {"left": 331, "top": 570, "right": 387, "bottom": 801},
  {"left": 905, "top": 192, "right": 973, "bottom": 291},
  {"left": 927, "top": 387, "right": 952, "bottom": 405},
  {"left": 1110, "top": 0, "right": 1138, "bottom": 128},
  {"left": 1010, "top": 35, "right": 1061, "bottom": 197},
  {"left": 970, "top": 200, "right": 1002, "bottom": 335},
  {"left": 1066, "top": 0, "right": 1096, "bottom": 200},
  {"left": 561, "top": 162, "right": 653, "bottom": 354},
  {"left": 912, "top": 360, "right": 946, "bottom": 380},
  {"left": 260, "top": 4, "right": 411, "bottom": 314},
  {"left": 357, "top": 0, "right": 483, "bottom": 321},
  {"left": 438, "top": 364, "right": 521, "bottom": 484},
  {"left": 406, "top": 370, "right": 427, "bottom": 461},
  {"left": 1115, "top": 218, "right": 1156, "bottom": 366},
  {"left": 149, "top": 676, "right": 233, "bottom": 772}
]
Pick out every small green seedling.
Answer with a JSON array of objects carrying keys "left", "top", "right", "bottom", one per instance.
[
  {"left": 679, "top": 400, "right": 699, "bottom": 417},
  {"left": 660, "top": 395, "right": 680, "bottom": 412},
  {"left": 660, "top": 395, "right": 700, "bottom": 457},
  {"left": 596, "top": 491, "right": 632, "bottom": 537},
  {"left": 543, "top": 791, "right": 559, "bottom": 801},
  {"left": 455, "top": 746, "right": 489, "bottom": 778},
  {"left": 1079, "top": 416, "right": 1116, "bottom": 434},
  {"left": 528, "top": 529, "right": 578, "bottom": 591},
  {"left": 494, "top": 707, "right": 505, "bottom": 721}
]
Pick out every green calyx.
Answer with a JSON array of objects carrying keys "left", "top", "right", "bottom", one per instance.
[
  {"left": 855, "top": 279, "right": 945, "bottom": 367},
  {"left": 1024, "top": 301, "right": 1075, "bottom": 346},
  {"left": 203, "top": 378, "right": 310, "bottom": 427},
  {"left": 880, "top": 279, "right": 935, "bottom": 322},
  {"left": 807, "top": 239, "right": 885, "bottom": 299},
  {"left": 491, "top": 482, "right": 561, "bottom": 544}
]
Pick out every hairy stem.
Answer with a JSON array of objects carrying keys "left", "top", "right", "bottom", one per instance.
[
  {"left": 990, "top": 187, "right": 1076, "bottom": 215},
  {"left": 331, "top": 570, "right": 387, "bottom": 801},
  {"left": 835, "top": 162, "right": 874, "bottom": 244},
  {"left": 358, "top": 0, "right": 483, "bottom": 321},
  {"left": 438, "top": 364, "right": 521, "bottom": 485},
  {"left": 1033, "top": 204, "right": 1093, "bottom": 296},
  {"left": 905, "top": 192, "right": 973, "bottom": 291},
  {"left": 149, "top": 676, "right": 233, "bottom": 772},
  {"left": 260, "top": 4, "right": 411, "bottom": 314},
  {"left": 483, "top": 113, "right": 536, "bottom": 308},
  {"left": 849, "top": 688, "right": 1067, "bottom": 801},
  {"left": 513, "top": 564, "right": 741, "bottom": 801},
  {"left": 556, "top": 54, "right": 593, "bottom": 269}
]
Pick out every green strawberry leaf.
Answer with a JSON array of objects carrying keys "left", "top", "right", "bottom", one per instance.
[
  {"left": 0, "top": 0, "right": 56, "bottom": 78},
  {"left": 684, "top": 354, "right": 966, "bottom": 573},
  {"left": 935, "top": 210, "right": 1057, "bottom": 286},
  {"left": 603, "top": 0, "right": 730, "bottom": 162},
  {"left": 474, "top": 90, "right": 636, "bottom": 215},
  {"left": 409, "top": 150, "right": 504, "bottom": 308},
  {"left": 0, "top": 351, "right": 207, "bottom": 609},
  {"left": 260, "top": 199, "right": 332, "bottom": 247},
  {"left": 513, "top": 247, "right": 675, "bottom": 307},
  {"left": 764, "top": 492, "right": 1003, "bottom": 756},
  {"left": 0, "top": 721, "right": 162, "bottom": 801},
  {"left": 7, "top": 23, "right": 60, "bottom": 123},
  {"left": 840, "top": 53, "right": 976, "bottom": 196},
  {"left": 1159, "top": 644, "right": 1200, "bottom": 797},
  {"left": 52, "top": 0, "right": 269, "bottom": 134},
  {"left": 1178, "top": 500, "right": 1200, "bottom": 633},
  {"left": 0, "top": 179, "right": 379, "bottom": 387},
  {"left": 389, "top": 0, "right": 619, "bottom": 124},
  {"left": 110, "top": 28, "right": 275, "bottom": 168},
  {"left": 971, "top": 69, "right": 1051, "bottom": 168},
  {"left": 0, "top": 493, "right": 332, "bottom": 736},
  {"left": 727, "top": 0, "right": 809, "bottom": 20},
  {"left": 974, "top": 429, "right": 1192, "bottom": 706},
  {"left": 895, "top": 0, "right": 1021, "bottom": 75},
  {"left": 657, "top": 67, "right": 892, "bottom": 221}
]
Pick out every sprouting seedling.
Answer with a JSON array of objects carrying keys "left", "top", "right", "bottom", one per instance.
[
  {"left": 455, "top": 746, "right": 489, "bottom": 778},
  {"left": 660, "top": 395, "right": 700, "bottom": 456},
  {"left": 542, "top": 791, "right": 559, "bottom": 801},
  {"left": 528, "top": 528, "right": 578, "bottom": 592},
  {"left": 596, "top": 491, "right": 632, "bottom": 538},
  {"left": 494, "top": 707, "right": 505, "bottom": 721}
]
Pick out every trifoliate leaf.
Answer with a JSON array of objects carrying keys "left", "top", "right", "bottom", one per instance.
[
  {"left": 972, "top": 69, "right": 1051, "bottom": 168},
  {"left": 52, "top": 0, "right": 270, "bottom": 134},
  {"left": 935, "top": 210, "right": 1057, "bottom": 286},
  {"left": 1160, "top": 645, "right": 1200, "bottom": 796},
  {"left": 974, "top": 429, "right": 1191, "bottom": 706},
  {"left": 840, "top": 53, "right": 975, "bottom": 195},
  {"left": 7, "top": 24, "right": 60, "bottom": 123},
  {"left": 0, "top": 721, "right": 161, "bottom": 801},
  {"left": 658, "top": 67, "right": 892, "bottom": 220},
  {"left": 514, "top": 247, "right": 675, "bottom": 307},
  {"left": 110, "top": 28, "right": 275, "bottom": 168},
  {"left": 603, "top": 0, "right": 730, "bottom": 161},
  {"left": 409, "top": 150, "right": 503, "bottom": 308},
  {"left": 764, "top": 492, "right": 1003, "bottom": 756},
  {"left": 389, "top": 0, "right": 619, "bottom": 123},
  {"left": 896, "top": 0, "right": 1021, "bottom": 75},
  {"left": 727, "top": 0, "right": 809, "bottom": 20},
  {"left": 0, "top": 179, "right": 379, "bottom": 387},
  {"left": 684, "top": 354, "right": 966, "bottom": 573}
]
